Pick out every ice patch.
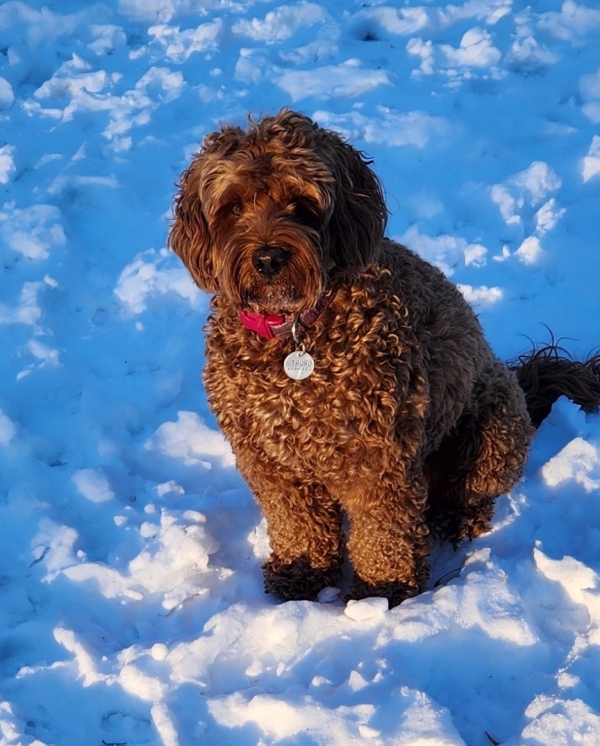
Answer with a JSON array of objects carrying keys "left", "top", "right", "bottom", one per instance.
[
  {"left": 146, "top": 411, "right": 236, "bottom": 468},
  {"left": 582, "top": 135, "right": 600, "bottom": 181},
  {"left": 275, "top": 59, "right": 390, "bottom": 102}
]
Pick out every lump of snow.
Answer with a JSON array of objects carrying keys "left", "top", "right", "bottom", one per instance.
[
  {"left": 0, "top": 204, "right": 66, "bottom": 260},
  {"left": 457, "top": 284, "right": 503, "bottom": 306},
  {"left": 72, "top": 468, "right": 116, "bottom": 503},
  {"left": 520, "top": 695, "right": 600, "bottom": 745},
  {"left": 534, "top": 198, "right": 565, "bottom": 234},
  {"left": 515, "top": 235, "right": 543, "bottom": 265},
  {"left": 541, "top": 437, "right": 600, "bottom": 492},
  {"left": 114, "top": 250, "right": 200, "bottom": 313},
  {"left": 539, "top": 0, "right": 600, "bottom": 42},
  {"left": 314, "top": 107, "right": 450, "bottom": 149},
  {"left": 350, "top": 6, "right": 430, "bottom": 40},
  {"left": 233, "top": 3, "right": 326, "bottom": 44},
  {"left": 533, "top": 548, "right": 598, "bottom": 608},
  {"left": 345, "top": 597, "right": 389, "bottom": 621},
  {"left": 0, "top": 281, "right": 44, "bottom": 328},
  {"left": 442, "top": 27, "right": 502, "bottom": 68},
  {"left": 148, "top": 21, "right": 222, "bottom": 62},
  {"left": 399, "top": 225, "right": 487, "bottom": 277},
  {"left": 117, "top": 0, "right": 177, "bottom": 23},
  {"left": 146, "top": 411, "right": 236, "bottom": 468},
  {"left": 0, "top": 76, "right": 14, "bottom": 109},
  {"left": 513, "top": 161, "right": 562, "bottom": 203},
  {"left": 276, "top": 59, "right": 390, "bottom": 102},
  {"left": 582, "top": 135, "right": 600, "bottom": 182},
  {"left": 0, "top": 410, "right": 17, "bottom": 446},
  {"left": 0, "top": 144, "right": 16, "bottom": 184},
  {"left": 491, "top": 161, "right": 562, "bottom": 225}
]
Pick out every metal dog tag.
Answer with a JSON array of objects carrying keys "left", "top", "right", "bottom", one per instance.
[{"left": 284, "top": 350, "right": 314, "bottom": 380}]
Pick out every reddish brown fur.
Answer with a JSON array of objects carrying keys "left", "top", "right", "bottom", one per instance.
[{"left": 170, "top": 109, "right": 544, "bottom": 607}]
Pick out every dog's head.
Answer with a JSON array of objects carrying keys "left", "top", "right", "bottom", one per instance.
[{"left": 169, "top": 109, "right": 387, "bottom": 315}]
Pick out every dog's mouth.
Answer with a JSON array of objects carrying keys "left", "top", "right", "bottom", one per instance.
[{"left": 242, "top": 282, "right": 309, "bottom": 317}]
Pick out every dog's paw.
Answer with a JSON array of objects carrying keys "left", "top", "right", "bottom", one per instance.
[
  {"left": 263, "top": 555, "right": 341, "bottom": 602},
  {"left": 348, "top": 577, "right": 422, "bottom": 609}
]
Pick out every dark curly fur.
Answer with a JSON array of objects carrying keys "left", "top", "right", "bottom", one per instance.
[{"left": 170, "top": 109, "right": 600, "bottom": 607}]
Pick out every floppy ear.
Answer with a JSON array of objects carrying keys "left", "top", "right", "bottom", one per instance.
[
  {"left": 169, "top": 156, "right": 217, "bottom": 293},
  {"left": 322, "top": 133, "right": 388, "bottom": 279},
  {"left": 169, "top": 125, "right": 244, "bottom": 293}
]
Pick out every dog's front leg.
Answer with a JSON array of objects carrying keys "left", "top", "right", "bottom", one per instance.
[
  {"left": 237, "top": 451, "right": 344, "bottom": 601},
  {"left": 342, "top": 471, "right": 431, "bottom": 608},
  {"left": 260, "top": 482, "right": 344, "bottom": 602}
]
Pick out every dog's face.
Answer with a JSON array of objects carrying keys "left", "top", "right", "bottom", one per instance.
[{"left": 170, "top": 109, "right": 387, "bottom": 315}]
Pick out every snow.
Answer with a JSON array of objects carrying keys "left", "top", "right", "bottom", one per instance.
[{"left": 1, "top": 1, "right": 599, "bottom": 745}]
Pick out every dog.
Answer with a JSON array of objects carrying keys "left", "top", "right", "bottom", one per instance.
[{"left": 169, "top": 108, "right": 600, "bottom": 607}]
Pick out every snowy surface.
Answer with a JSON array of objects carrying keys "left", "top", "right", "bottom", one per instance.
[{"left": 1, "top": 1, "right": 600, "bottom": 744}]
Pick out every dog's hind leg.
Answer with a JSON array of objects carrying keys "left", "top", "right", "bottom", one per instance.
[{"left": 426, "top": 364, "right": 534, "bottom": 544}]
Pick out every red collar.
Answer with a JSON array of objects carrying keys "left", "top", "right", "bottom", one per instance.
[{"left": 238, "top": 288, "right": 337, "bottom": 340}]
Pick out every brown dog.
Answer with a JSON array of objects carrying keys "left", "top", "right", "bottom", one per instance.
[{"left": 170, "top": 109, "right": 600, "bottom": 607}]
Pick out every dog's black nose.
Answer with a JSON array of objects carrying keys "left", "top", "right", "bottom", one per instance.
[{"left": 251, "top": 246, "right": 288, "bottom": 276}]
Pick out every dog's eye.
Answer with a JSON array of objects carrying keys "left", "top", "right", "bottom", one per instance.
[
  {"left": 230, "top": 199, "right": 243, "bottom": 216},
  {"left": 290, "top": 198, "right": 319, "bottom": 227}
]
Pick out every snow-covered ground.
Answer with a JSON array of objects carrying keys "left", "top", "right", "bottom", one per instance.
[{"left": 1, "top": 1, "right": 600, "bottom": 744}]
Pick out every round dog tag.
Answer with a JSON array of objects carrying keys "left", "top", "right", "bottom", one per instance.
[{"left": 284, "top": 350, "right": 314, "bottom": 380}]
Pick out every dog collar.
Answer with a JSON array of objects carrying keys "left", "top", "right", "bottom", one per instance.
[{"left": 238, "top": 288, "right": 337, "bottom": 340}]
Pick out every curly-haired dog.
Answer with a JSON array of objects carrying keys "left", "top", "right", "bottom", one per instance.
[{"left": 170, "top": 109, "right": 600, "bottom": 607}]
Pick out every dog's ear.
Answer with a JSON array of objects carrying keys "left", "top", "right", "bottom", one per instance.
[
  {"left": 169, "top": 126, "right": 244, "bottom": 293},
  {"left": 169, "top": 156, "right": 216, "bottom": 292},
  {"left": 323, "top": 134, "right": 388, "bottom": 278}
]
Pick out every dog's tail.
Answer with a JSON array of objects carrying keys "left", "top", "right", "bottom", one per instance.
[{"left": 509, "top": 344, "right": 600, "bottom": 428}]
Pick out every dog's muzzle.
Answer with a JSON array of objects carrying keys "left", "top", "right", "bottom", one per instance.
[{"left": 251, "top": 246, "right": 289, "bottom": 276}]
